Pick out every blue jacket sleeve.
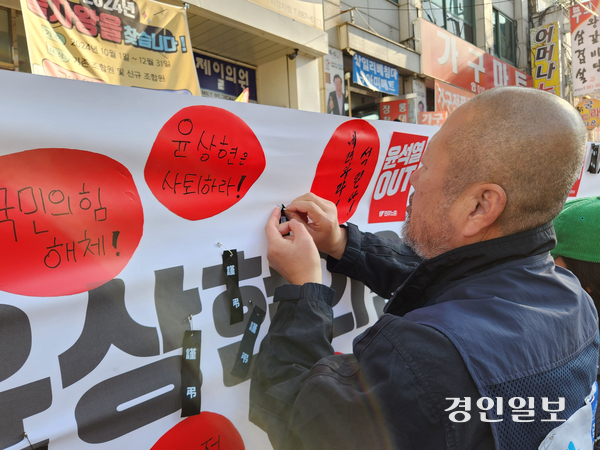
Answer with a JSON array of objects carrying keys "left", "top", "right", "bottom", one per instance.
[
  {"left": 249, "top": 283, "right": 336, "bottom": 450},
  {"left": 327, "top": 223, "right": 422, "bottom": 298}
]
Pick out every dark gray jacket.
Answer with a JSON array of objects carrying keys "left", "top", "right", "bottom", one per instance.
[{"left": 250, "top": 223, "right": 598, "bottom": 449}]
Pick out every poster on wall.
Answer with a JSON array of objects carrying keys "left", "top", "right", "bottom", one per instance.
[
  {"left": 0, "top": 69, "right": 440, "bottom": 450},
  {"left": 530, "top": 22, "right": 562, "bottom": 96},
  {"left": 20, "top": 0, "right": 200, "bottom": 95},
  {"left": 570, "top": 0, "right": 600, "bottom": 97},
  {"left": 324, "top": 47, "right": 347, "bottom": 115}
]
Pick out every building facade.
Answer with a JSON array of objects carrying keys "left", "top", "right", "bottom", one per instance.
[{"left": 2, "top": 0, "right": 534, "bottom": 118}]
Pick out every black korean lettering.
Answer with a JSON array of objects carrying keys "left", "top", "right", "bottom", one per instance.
[
  {"left": 17, "top": 187, "right": 38, "bottom": 214},
  {"left": 0, "top": 378, "right": 52, "bottom": 449},
  {"left": 75, "top": 356, "right": 182, "bottom": 443},
  {"left": 0, "top": 305, "right": 31, "bottom": 383},
  {"left": 154, "top": 266, "right": 202, "bottom": 354},
  {"left": 58, "top": 279, "right": 160, "bottom": 388}
]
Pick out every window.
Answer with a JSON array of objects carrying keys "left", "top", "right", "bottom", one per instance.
[
  {"left": 0, "top": 7, "right": 31, "bottom": 73},
  {"left": 493, "top": 9, "right": 516, "bottom": 65},
  {"left": 422, "top": 0, "right": 475, "bottom": 44}
]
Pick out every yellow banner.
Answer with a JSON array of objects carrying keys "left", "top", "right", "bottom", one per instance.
[
  {"left": 530, "top": 22, "right": 561, "bottom": 96},
  {"left": 20, "top": 0, "right": 200, "bottom": 95},
  {"left": 576, "top": 98, "right": 600, "bottom": 130}
]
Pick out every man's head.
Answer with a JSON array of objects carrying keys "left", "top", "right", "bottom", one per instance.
[
  {"left": 334, "top": 75, "right": 343, "bottom": 95},
  {"left": 402, "top": 87, "right": 587, "bottom": 259}
]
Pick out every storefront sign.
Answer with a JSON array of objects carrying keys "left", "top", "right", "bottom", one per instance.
[
  {"left": 194, "top": 51, "right": 257, "bottom": 102},
  {"left": 419, "top": 111, "right": 448, "bottom": 126},
  {"left": 576, "top": 98, "right": 600, "bottom": 129},
  {"left": 380, "top": 100, "right": 409, "bottom": 122},
  {"left": 531, "top": 22, "right": 561, "bottom": 96},
  {"left": 353, "top": 53, "right": 400, "bottom": 96},
  {"left": 419, "top": 18, "right": 532, "bottom": 94},
  {"left": 570, "top": 0, "right": 600, "bottom": 96},
  {"left": 20, "top": 0, "right": 200, "bottom": 94},
  {"left": 435, "top": 79, "right": 475, "bottom": 114}
]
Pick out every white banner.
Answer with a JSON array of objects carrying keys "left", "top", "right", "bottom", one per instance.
[
  {"left": 0, "top": 70, "right": 434, "bottom": 450},
  {"left": 0, "top": 70, "right": 598, "bottom": 450}
]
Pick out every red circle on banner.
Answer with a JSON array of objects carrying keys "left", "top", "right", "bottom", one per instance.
[
  {"left": 151, "top": 412, "right": 245, "bottom": 450},
  {"left": 310, "top": 119, "right": 380, "bottom": 223},
  {"left": 0, "top": 148, "right": 143, "bottom": 297},
  {"left": 144, "top": 106, "right": 266, "bottom": 220}
]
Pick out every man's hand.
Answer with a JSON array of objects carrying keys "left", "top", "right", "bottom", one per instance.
[
  {"left": 283, "top": 193, "right": 348, "bottom": 260},
  {"left": 265, "top": 207, "right": 322, "bottom": 285}
]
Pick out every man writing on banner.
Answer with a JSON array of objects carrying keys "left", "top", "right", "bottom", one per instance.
[{"left": 249, "top": 87, "right": 599, "bottom": 449}]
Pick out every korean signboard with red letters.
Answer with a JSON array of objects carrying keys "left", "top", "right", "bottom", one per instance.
[
  {"left": 418, "top": 18, "right": 533, "bottom": 94},
  {"left": 20, "top": 0, "right": 200, "bottom": 94},
  {"left": 419, "top": 111, "right": 448, "bottom": 126},
  {"left": 380, "top": 100, "right": 410, "bottom": 122},
  {"left": 570, "top": 0, "right": 600, "bottom": 96},
  {"left": 434, "top": 79, "right": 475, "bottom": 114},
  {"left": 531, "top": 22, "right": 562, "bottom": 96}
]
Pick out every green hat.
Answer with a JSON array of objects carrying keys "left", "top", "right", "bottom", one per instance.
[{"left": 551, "top": 196, "right": 600, "bottom": 263}]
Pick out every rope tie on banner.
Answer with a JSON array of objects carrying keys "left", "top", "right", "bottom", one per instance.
[
  {"left": 217, "top": 242, "right": 233, "bottom": 257},
  {"left": 24, "top": 432, "right": 34, "bottom": 450}
]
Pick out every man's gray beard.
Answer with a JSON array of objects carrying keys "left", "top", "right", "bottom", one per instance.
[
  {"left": 401, "top": 199, "right": 454, "bottom": 260},
  {"left": 401, "top": 210, "right": 427, "bottom": 259}
]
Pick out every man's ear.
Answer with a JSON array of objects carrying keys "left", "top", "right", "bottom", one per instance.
[{"left": 461, "top": 183, "right": 506, "bottom": 238}]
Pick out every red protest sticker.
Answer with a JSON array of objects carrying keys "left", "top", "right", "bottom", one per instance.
[
  {"left": 310, "top": 119, "right": 380, "bottom": 224},
  {"left": 151, "top": 412, "right": 245, "bottom": 450},
  {"left": 145, "top": 106, "right": 266, "bottom": 220},
  {"left": 0, "top": 148, "right": 143, "bottom": 297},
  {"left": 368, "top": 132, "right": 429, "bottom": 223}
]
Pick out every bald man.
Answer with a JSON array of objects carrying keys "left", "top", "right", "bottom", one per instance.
[{"left": 250, "top": 87, "right": 599, "bottom": 450}]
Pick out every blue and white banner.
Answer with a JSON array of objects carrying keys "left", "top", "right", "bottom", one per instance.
[{"left": 353, "top": 53, "right": 399, "bottom": 95}]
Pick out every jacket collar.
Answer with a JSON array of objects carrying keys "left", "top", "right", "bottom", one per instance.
[{"left": 384, "top": 222, "right": 557, "bottom": 316}]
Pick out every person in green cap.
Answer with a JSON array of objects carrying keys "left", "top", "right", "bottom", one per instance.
[
  {"left": 552, "top": 196, "right": 600, "bottom": 310},
  {"left": 552, "top": 196, "right": 600, "bottom": 449}
]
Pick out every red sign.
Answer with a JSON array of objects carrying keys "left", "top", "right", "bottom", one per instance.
[
  {"left": 418, "top": 111, "right": 448, "bottom": 126},
  {"left": 380, "top": 100, "right": 409, "bottom": 122},
  {"left": 368, "top": 132, "right": 429, "bottom": 223},
  {"left": 0, "top": 148, "right": 143, "bottom": 297},
  {"left": 435, "top": 80, "right": 475, "bottom": 114},
  {"left": 420, "top": 19, "right": 533, "bottom": 94},
  {"left": 310, "top": 119, "right": 380, "bottom": 224}
]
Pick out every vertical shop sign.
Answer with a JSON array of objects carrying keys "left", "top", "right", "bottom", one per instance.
[
  {"left": 570, "top": 0, "right": 600, "bottom": 96},
  {"left": 531, "top": 22, "right": 562, "bottom": 96},
  {"left": 380, "top": 100, "right": 409, "bottom": 122}
]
